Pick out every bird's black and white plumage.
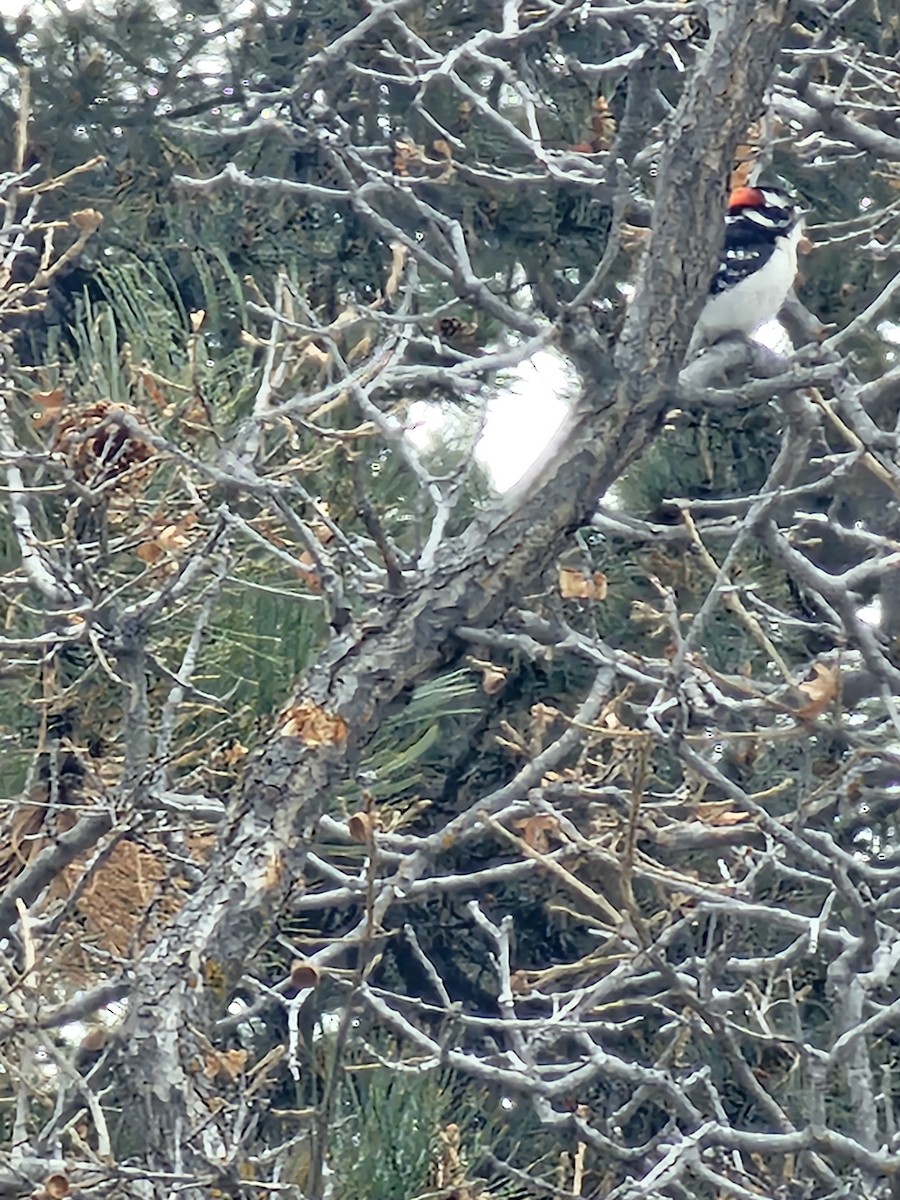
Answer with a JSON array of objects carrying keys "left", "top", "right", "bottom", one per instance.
[{"left": 691, "top": 185, "right": 804, "bottom": 351}]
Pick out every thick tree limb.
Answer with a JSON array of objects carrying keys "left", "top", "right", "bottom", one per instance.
[{"left": 112, "top": 1, "right": 799, "bottom": 1188}]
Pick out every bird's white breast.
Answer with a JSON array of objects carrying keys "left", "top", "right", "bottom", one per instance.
[{"left": 697, "top": 221, "right": 803, "bottom": 341}]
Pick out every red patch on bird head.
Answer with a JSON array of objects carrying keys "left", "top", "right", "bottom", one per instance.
[{"left": 727, "top": 186, "right": 765, "bottom": 211}]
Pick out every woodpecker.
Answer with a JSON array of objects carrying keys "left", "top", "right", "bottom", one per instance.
[{"left": 690, "top": 185, "right": 804, "bottom": 353}]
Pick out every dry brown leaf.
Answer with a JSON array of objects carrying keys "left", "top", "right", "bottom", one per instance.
[
  {"left": 794, "top": 662, "right": 839, "bottom": 720},
  {"left": 468, "top": 656, "right": 508, "bottom": 695},
  {"left": 70, "top": 207, "right": 103, "bottom": 233},
  {"left": 598, "top": 706, "right": 625, "bottom": 731},
  {"left": 558, "top": 565, "right": 608, "bottom": 600},
  {"left": 480, "top": 667, "right": 507, "bottom": 695},
  {"left": 393, "top": 138, "right": 423, "bottom": 176},
  {"left": 136, "top": 512, "right": 199, "bottom": 565},
  {"left": 222, "top": 741, "right": 248, "bottom": 766},
  {"left": 203, "top": 1048, "right": 248, "bottom": 1082},
  {"left": 513, "top": 813, "right": 560, "bottom": 853},
  {"left": 280, "top": 700, "right": 348, "bottom": 746},
  {"left": 161, "top": 515, "right": 198, "bottom": 548},
  {"left": 31, "top": 387, "right": 66, "bottom": 427},
  {"left": 348, "top": 810, "right": 376, "bottom": 843},
  {"left": 392, "top": 137, "right": 453, "bottom": 181},
  {"left": 694, "top": 801, "right": 751, "bottom": 827},
  {"left": 299, "top": 341, "right": 331, "bottom": 370}
]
